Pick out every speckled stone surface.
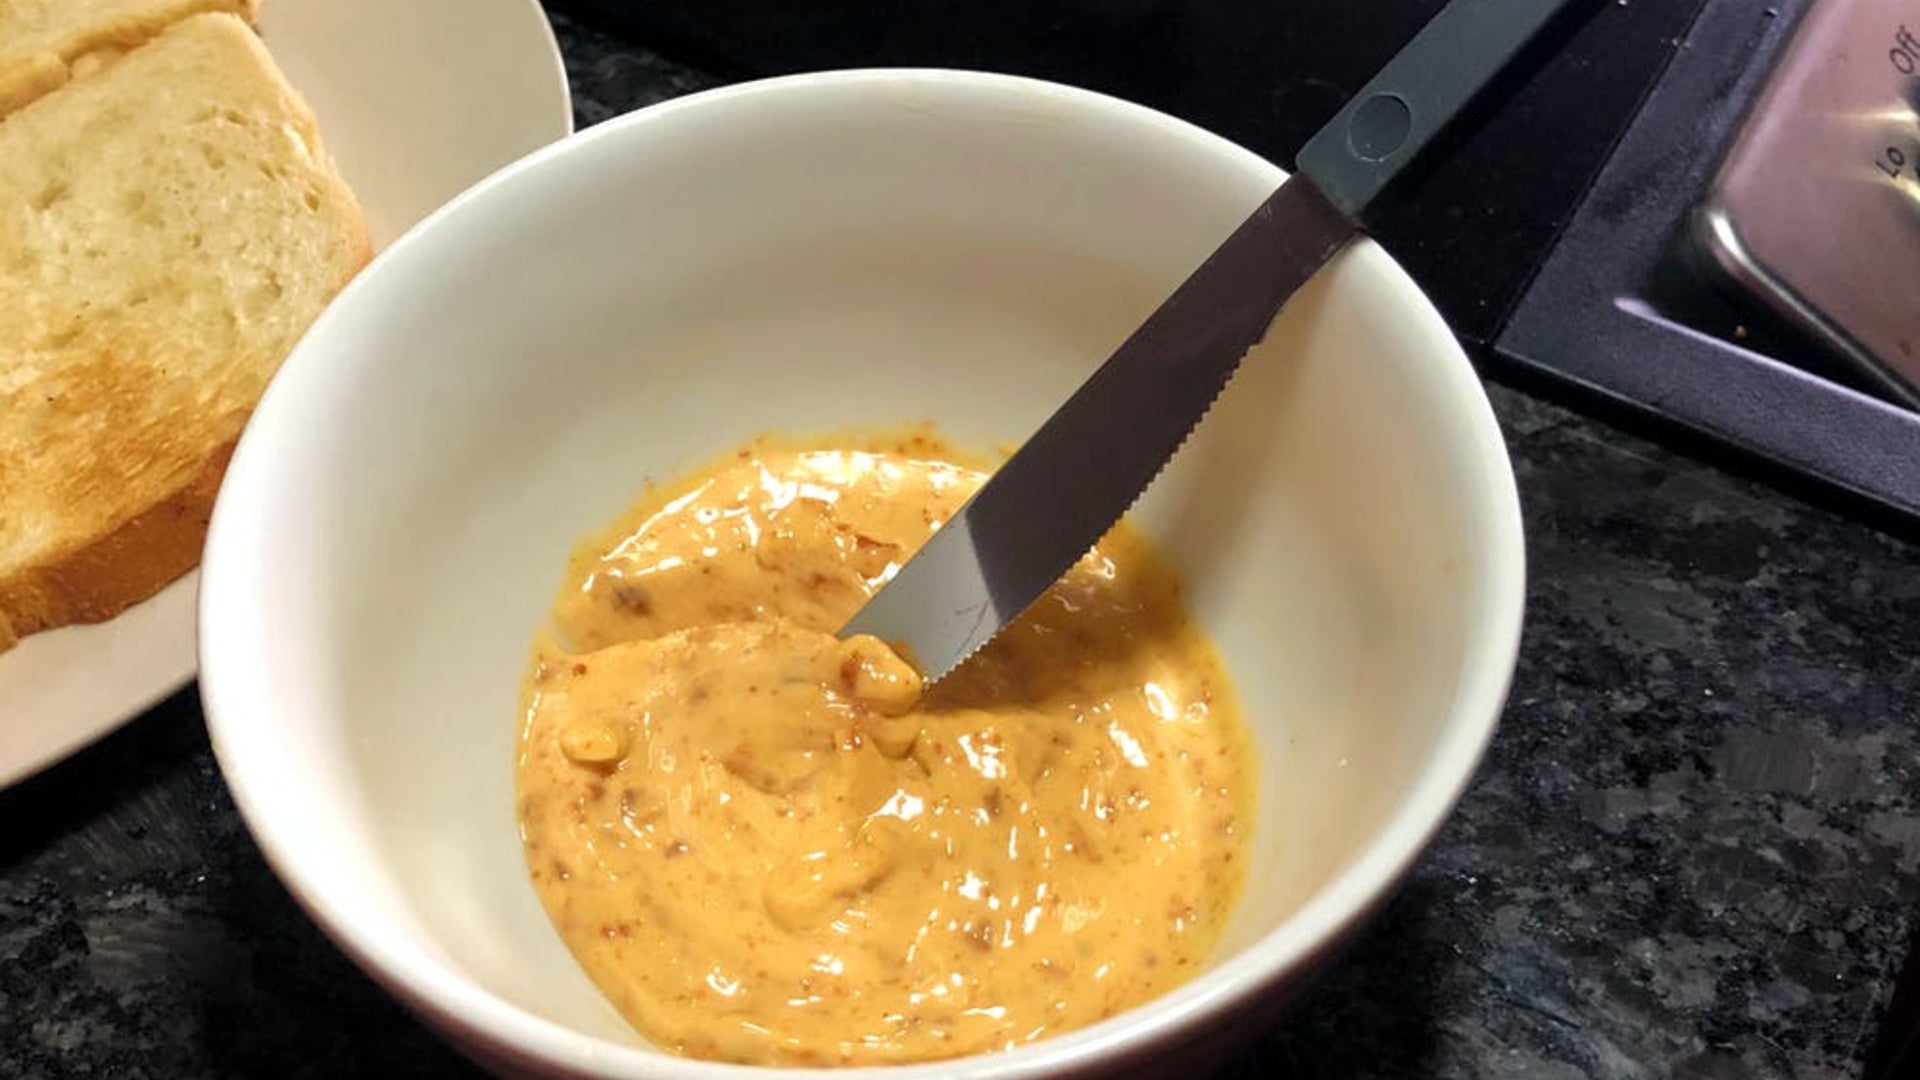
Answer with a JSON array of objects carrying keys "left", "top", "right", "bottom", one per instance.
[{"left": 4, "top": 10, "right": 1917, "bottom": 1079}]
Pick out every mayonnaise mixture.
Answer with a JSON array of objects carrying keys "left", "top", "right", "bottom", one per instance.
[{"left": 516, "top": 430, "right": 1253, "bottom": 1066}]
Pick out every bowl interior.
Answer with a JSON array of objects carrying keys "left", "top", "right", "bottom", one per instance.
[{"left": 203, "top": 72, "right": 1521, "bottom": 1073}]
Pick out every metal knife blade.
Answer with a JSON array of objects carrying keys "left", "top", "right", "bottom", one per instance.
[
  {"left": 841, "top": 0, "right": 1585, "bottom": 680},
  {"left": 840, "top": 177, "right": 1355, "bottom": 678}
]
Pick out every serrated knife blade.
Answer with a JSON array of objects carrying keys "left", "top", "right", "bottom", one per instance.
[{"left": 839, "top": 178, "right": 1353, "bottom": 678}]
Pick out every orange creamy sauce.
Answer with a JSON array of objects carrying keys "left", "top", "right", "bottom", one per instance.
[{"left": 516, "top": 431, "right": 1253, "bottom": 1066}]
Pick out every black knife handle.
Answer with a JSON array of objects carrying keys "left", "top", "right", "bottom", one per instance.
[{"left": 1296, "top": 0, "right": 1589, "bottom": 224}]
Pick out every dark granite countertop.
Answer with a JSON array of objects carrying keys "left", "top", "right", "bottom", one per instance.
[{"left": 4, "top": 9, "right": 1918, "bottom": 1079}]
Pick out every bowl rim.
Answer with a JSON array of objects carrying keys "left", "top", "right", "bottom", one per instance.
[{"left": 200, "top": 66, "right": 1526, "bottom": 1079}]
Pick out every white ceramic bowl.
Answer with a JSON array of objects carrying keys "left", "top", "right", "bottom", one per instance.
[{"left": 201, "top": 71, "right": 1525, "bottom": 1079}]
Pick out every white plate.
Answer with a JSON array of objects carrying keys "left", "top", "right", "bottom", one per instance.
[{"left": 0, "top": 0, "right": 573, "bottom": 789}]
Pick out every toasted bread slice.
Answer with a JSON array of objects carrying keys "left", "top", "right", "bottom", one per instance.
[
  {"left": 0, "top": 11, "right": 369, "bottom": 648},
  {"left": 0, "top": 0, "right": 260, "bottom": 118}
]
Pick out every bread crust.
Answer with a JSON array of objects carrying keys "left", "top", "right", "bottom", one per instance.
[
  {"left": 0, "top": 0, "right": 260, "bottom": 120},
  {"left": 0, "top": 443, "right": 233, "bottom": 648}
]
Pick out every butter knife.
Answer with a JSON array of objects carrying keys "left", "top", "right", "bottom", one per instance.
[{"left": 843, "top": 0, "right": 1585, "bottom": 679}]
